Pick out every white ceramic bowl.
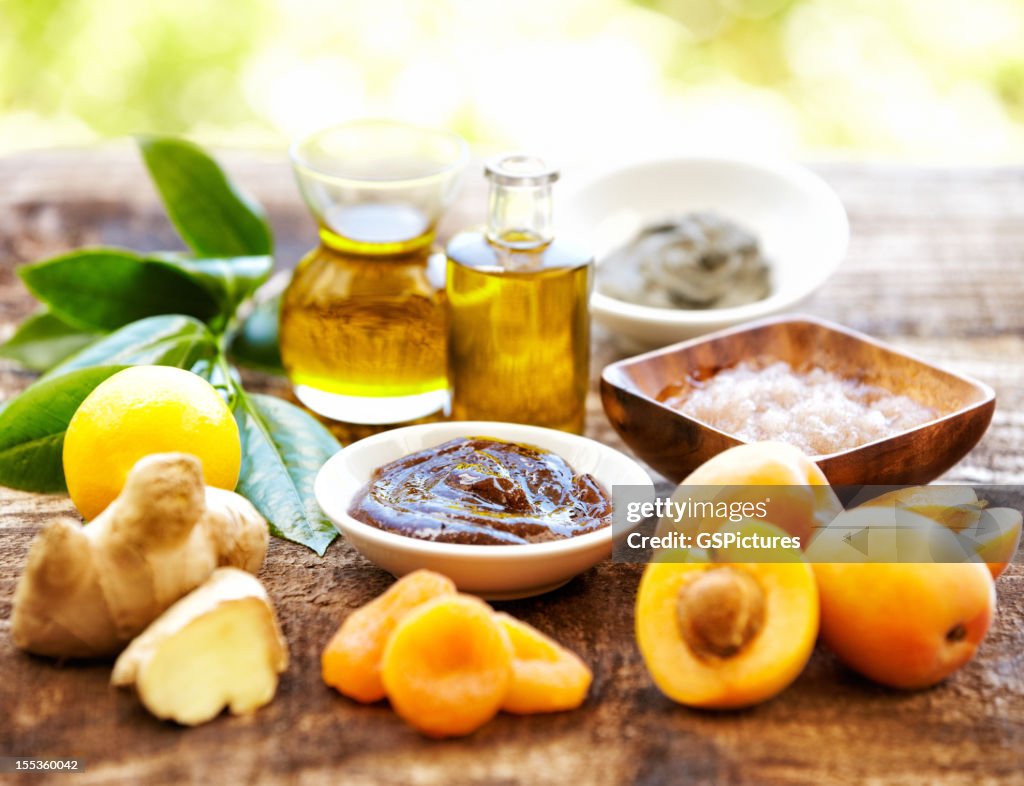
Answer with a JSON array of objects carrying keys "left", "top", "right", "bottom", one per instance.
[
  {"left": 561, "top": 156, "right": 849, "bottom": 349},
  {"left": 314, "top": 421, "right": 653, "bottom": 599}
]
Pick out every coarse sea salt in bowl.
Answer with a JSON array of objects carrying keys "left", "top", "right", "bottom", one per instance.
[
  {"left": 600, "top": 315, "right": 995, "bottom": 486},
  {"left": 315, "top": 421, "right": 654, "bottom": 600}
]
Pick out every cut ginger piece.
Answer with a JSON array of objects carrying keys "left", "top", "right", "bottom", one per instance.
[
  {"left": 322, "top": 569, "right": 456, "bottom": 703},
  {"left": 112, "top": 568, "right": 288, "bottom": 726},
  {"left": 495, "top": 613, "right": 592, "bottom": 714},
  {"left": 381, "top": 594, "right": 511, "bottom": 738},
  {"left": 635, "top": 557, "right": 818, "bottom": 709}
]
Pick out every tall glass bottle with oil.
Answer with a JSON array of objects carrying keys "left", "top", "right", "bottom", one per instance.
[
  {"left": 446, "top": 155, "right": 592, "bottom": 433},
  {"left": 281, "top": 121, "right": 467, "bottom": 427}
]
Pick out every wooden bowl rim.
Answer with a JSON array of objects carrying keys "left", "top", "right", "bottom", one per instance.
[{"left": 600, "top": 314, "right": 996, "bottom": 461}]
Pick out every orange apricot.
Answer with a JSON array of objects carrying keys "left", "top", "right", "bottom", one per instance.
[
  {"left": 813, "top": 561, "right": 995, "bottom": 689},
  {"left": 494, "top": 613, "right": 592, "bottom": 714},
  {"left": 321, "top": 569, "right": 456, "bottom": 703},
  {"left": 858, "top": 486, "right": 1021, "bottom": 579},
  {"left": 635, "top": 556, "right": 819, "bottom": 709},
  {"left": 381, "top": 594, "right": 512, "bottom": 738},
  {"left": 662, "top": 442, "right": 840, "bottom": 548},
  {"left": 974, "top": 508, "right": 1021, "bottom": 579}
]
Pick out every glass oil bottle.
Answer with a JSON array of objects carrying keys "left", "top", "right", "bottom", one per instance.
[
  {"left": 280, "top": 121, "right": 467, "bottom": 426},
  {"left": 446, "top": 154, "right": 592, "bottom": 434}
]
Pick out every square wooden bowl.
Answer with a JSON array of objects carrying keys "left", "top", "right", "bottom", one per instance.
[{"left": 600, "top": 315, "right": 995, "bottom": 485}]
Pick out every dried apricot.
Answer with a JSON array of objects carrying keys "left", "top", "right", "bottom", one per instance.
[
  {"left": 495, "top": 613, "right": 592, "bottom": 714},
  {"left": 381, "top": 594, "right": 512, "bottom": 738},
  {"left": 322, "top": 569, "right": 455, "bottom": 703}
]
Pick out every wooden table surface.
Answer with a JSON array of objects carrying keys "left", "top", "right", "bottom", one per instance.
[{"left": 1, "top": 148, "right": 1022, "bottom": 786}]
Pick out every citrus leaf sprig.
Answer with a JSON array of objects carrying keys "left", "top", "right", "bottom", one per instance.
[
  {"left": 0, "top": 310, "right": 98, "bottom": 372},
  {"left": 139, "top": 135, "right": 273, "bottom": 258},
  {"left": 0, "top": 137, "right": 338, "bottom": 555}
]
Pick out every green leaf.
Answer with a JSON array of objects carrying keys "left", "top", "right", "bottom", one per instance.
[
  {"left": 163, "top": 255, "right": 273, "bottom": 317},
  {"left": 138, "top": 136, "right": 273, "bottom": 257},
  {"left": 229, "top": 291, "right": 283, "bottom": 374},
  {"left": 43, "top": 315, "right": 218, "bottom": 381},
  {"left": 0, "top": 366, "right": 128, "bottom": 493},
  {"left": 18, "top": 249, "right": 222, "bottom": 333},
  {"left": 0, "top": 310, "right": 100, "bottom": 372},
  {"left": 233, "top": 391, "right": 340, "bottom": 555},
  {"left": 190, "top": 355, "right": 242, "bottom": 409}
]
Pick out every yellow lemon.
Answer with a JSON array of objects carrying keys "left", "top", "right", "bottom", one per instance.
[{"left": 63, "top": 365, "right": 241, "bottom": 519}]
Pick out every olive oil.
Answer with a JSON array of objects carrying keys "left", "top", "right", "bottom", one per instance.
[
  {"left": 446, "top": 155, "right": 592, "bottom": 433},
  {"left": 283, "top": 121, "right": 468, "bottom": 426},
  {"left": 279, "top": 205, "right": 448, "bottom": 424}
]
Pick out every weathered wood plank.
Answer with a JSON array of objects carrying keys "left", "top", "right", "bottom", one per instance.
[{"left": 0, "top": 151, "right": 1021, "bottom": 785}]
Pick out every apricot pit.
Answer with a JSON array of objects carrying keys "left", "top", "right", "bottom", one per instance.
[{"left": 675, "top": 567, "right": 766, "bottom": 660}]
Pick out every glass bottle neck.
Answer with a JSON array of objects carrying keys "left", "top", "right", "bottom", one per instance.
[
  {"left": 486, "top": 183, "right": 554, "bottom": 250},
  {"left": 318, "top": 203, "right": 436, "bottom": 256},
  {"left": 319, "top": 225, "right": 435, "bottom": 257}
]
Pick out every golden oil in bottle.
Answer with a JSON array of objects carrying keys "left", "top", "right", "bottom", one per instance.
[
  {"left": 282, "top": 121, "right": 467, "bottom": 426},
  {"left": 279, "top": 204, "right": 448, "bottom": 424},
  {"left": 446, "top": 155, "right": 592, "bottom": 433}
]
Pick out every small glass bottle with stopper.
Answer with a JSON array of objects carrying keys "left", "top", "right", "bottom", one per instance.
[{"left": 446, "top": 154, "right": 593, "bottom": 434}]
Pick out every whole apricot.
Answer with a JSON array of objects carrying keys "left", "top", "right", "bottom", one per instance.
[
  {"left": 813, "top": 561, "right": 995, "bottom": 689},
  {"left": 662, "top": 442, "right": 840, "bottom": 548}
]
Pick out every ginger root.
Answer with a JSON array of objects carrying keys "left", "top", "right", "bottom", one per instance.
[
  {"left": 112, "top": 567, "right": 288, "bottom": 726},
  {"left": 11, "top": 452, "right": 268, "bottom": 658}
]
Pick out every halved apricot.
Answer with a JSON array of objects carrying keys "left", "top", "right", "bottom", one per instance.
[
  {"left": 494, "top": 613, "right": 592, "bottom": 714},
  {"left": 322, "top": 569, "right": 456, "bottom": 703},
  {"left": 381, "top": 594, "right": 512, "bottom": 738},
  {"left": 858, "top": 486, "right": 1022, "bottom": 578},
  {"left": 635, "top": 555, "right": 818, "bottom": 709},
  {"left": 975, "top": 508, "right": 1022, "bottom": 578}
]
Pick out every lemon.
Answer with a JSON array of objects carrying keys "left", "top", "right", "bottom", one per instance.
[{"left": 63, "top": 365, "right": 242, "bottom": 520}]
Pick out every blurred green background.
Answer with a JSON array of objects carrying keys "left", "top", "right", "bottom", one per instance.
[{"left": 2, "top": 0, "right": 1024, "bottom": 160}]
